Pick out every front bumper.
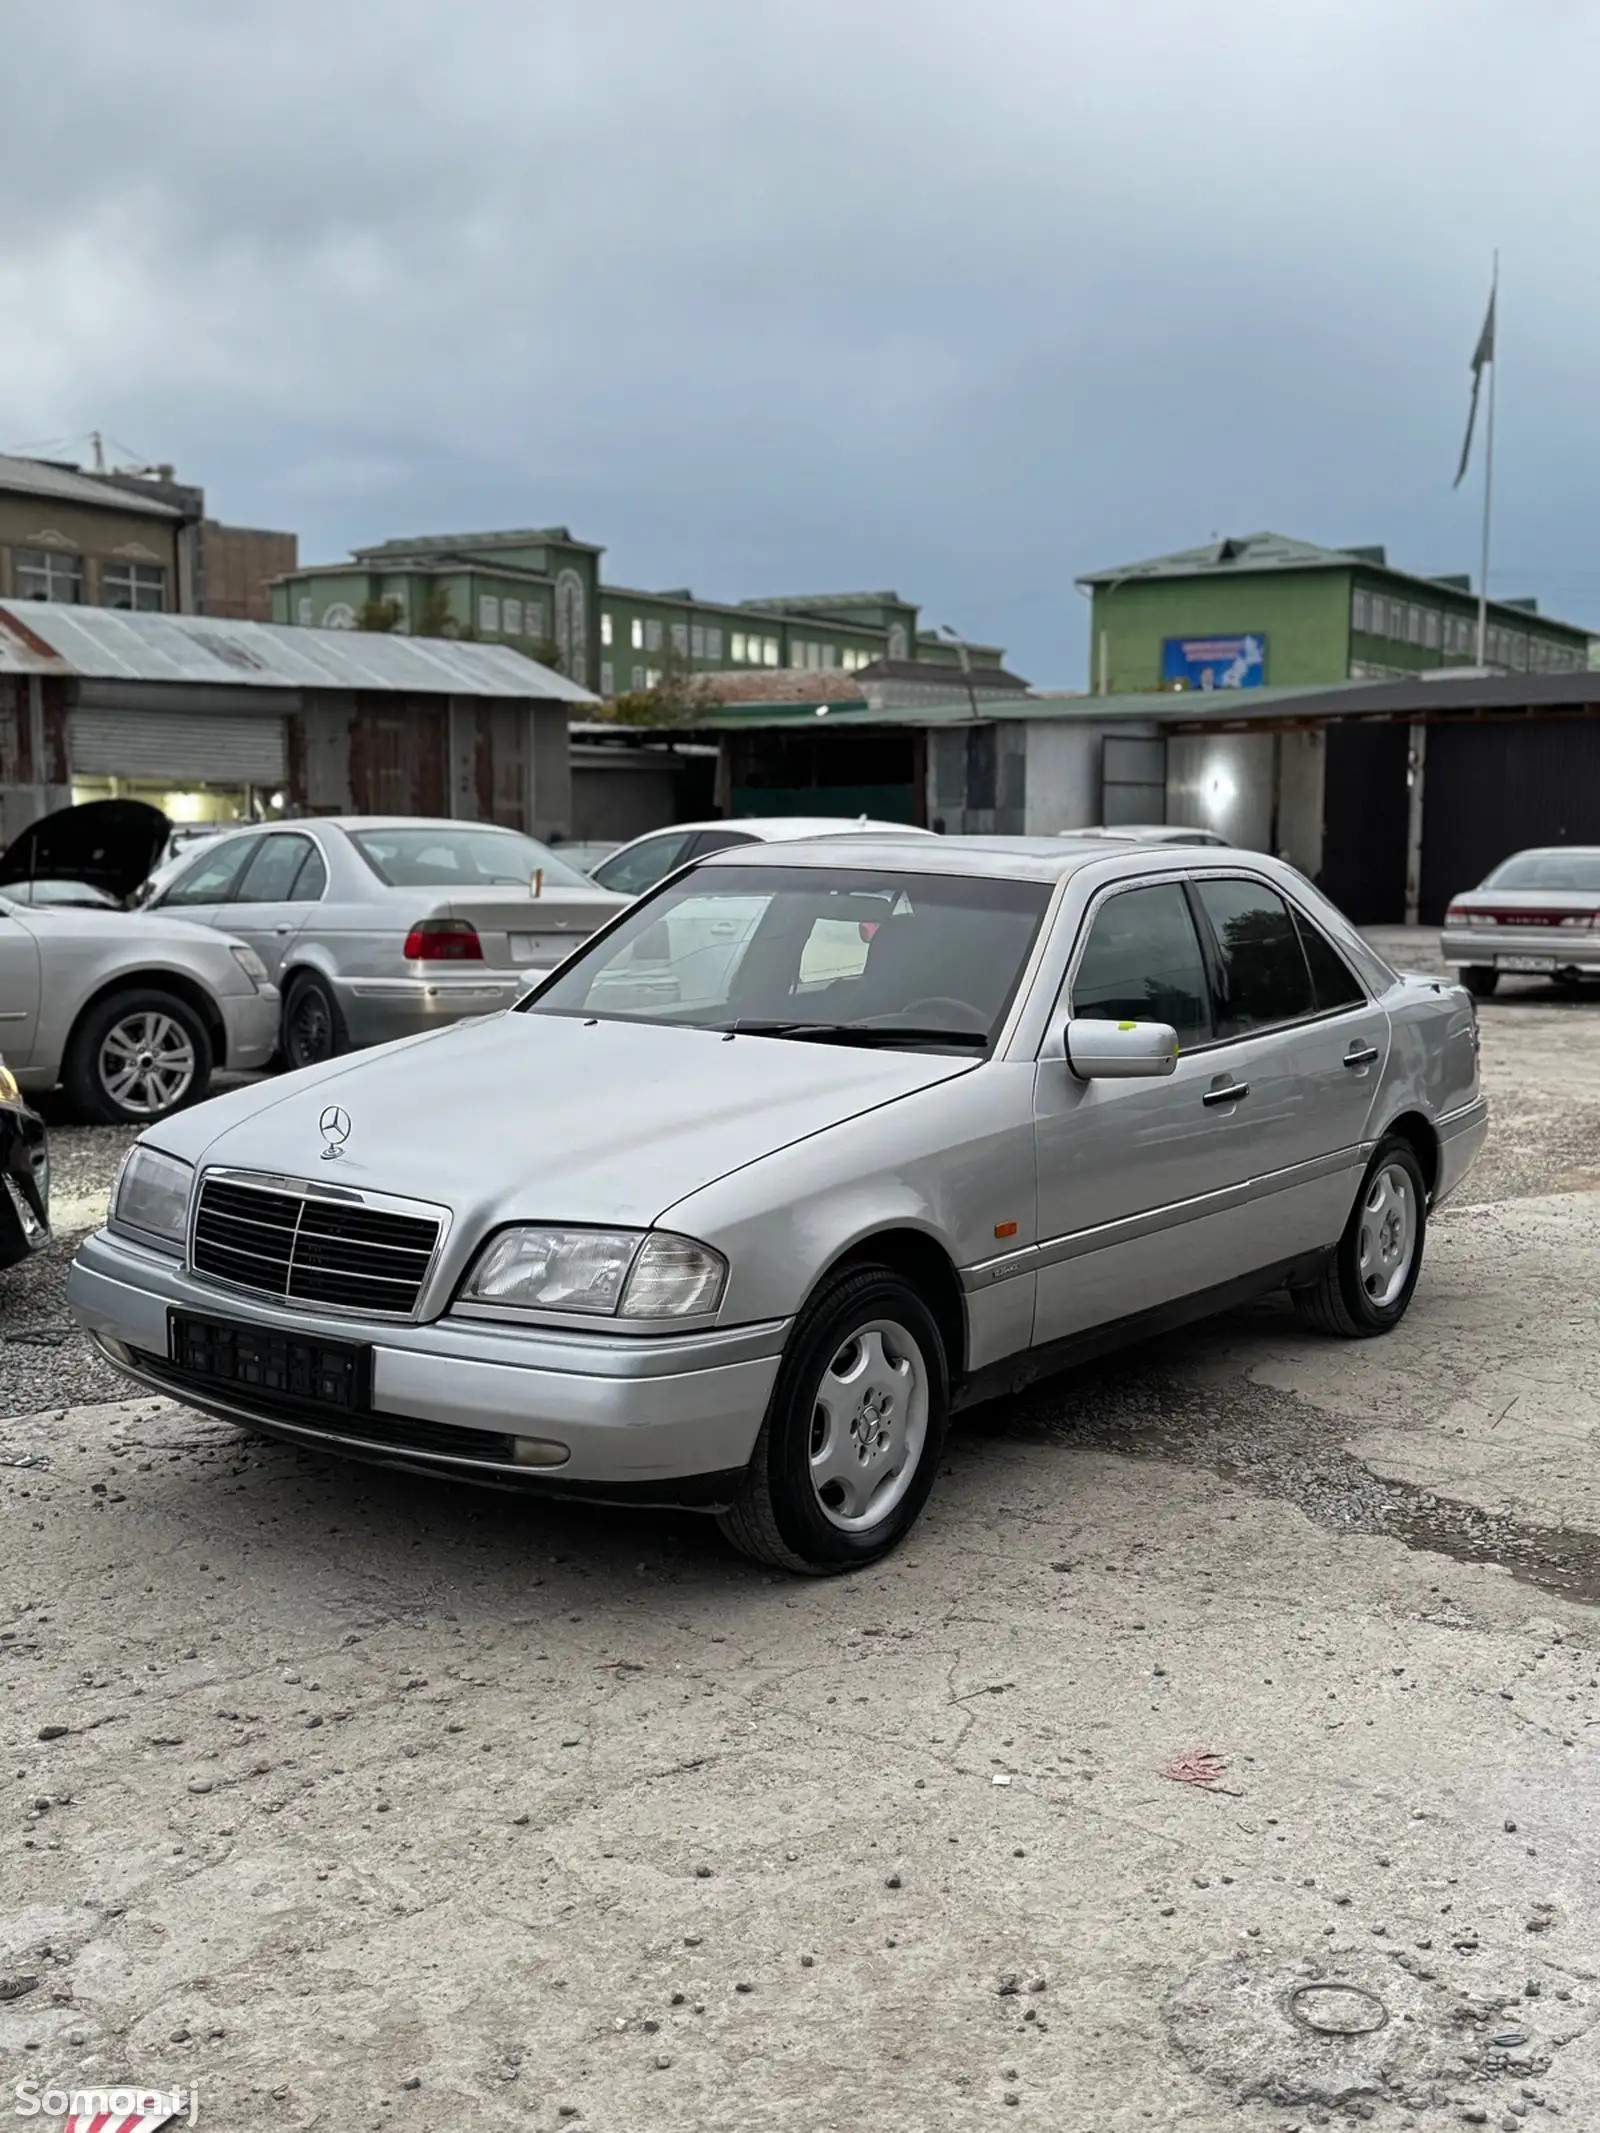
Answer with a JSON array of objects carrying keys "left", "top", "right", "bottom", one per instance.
[
  {"left": 1440, "top": 928, "right": 1600, "bottom": 974},
  {"left": 0, "top": 1101, "right": 49, "bottom": 1269},
  {"left": 333, "top": 971, "right": 533, "bottom": 1048},
  {"left": 67, "top": 1227, "right": 784, "bottom": 1507},
  {"left": 221, "top": 987, "right": 281, "bottom": 1071}
]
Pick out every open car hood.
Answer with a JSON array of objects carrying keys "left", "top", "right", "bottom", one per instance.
[{"left": 0, "top": 799, "right": 172, "bottom": 901}]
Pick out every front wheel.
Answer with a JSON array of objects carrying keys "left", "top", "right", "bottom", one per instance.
[
  {"left": 1292, "top": 1136, "right": 1428, "bottom": 1339},
  {"left": 62, "top": 988, "right": 213, "bottom": 1125},
  {"left": 1460, "top": 966, "right": 1498, "bottom": 999},
  {"left": 718, "top": 1267, "right": 949, "bottom": 1573}
]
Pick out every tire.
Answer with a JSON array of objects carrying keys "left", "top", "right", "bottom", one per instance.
[
  {"left": 1292, "top": 1136, "right": 1428, "bottom": 1339},
  {"left": 718, "top": 1266, "right": 949, "bottom": 1574},
  {"left": 1460, "top": 966, "right": 1498, "bottom": 999},
  {"left": 281, "top": 971, "right": 347, "bottom": 1071},
  {"left": 62, "top": 988, "right": 213, "bottom": 1126}
]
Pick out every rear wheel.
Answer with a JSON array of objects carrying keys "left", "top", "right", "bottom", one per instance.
[
  {"left": 1292, "top": 1136, "right": 1427, "bottom": 1339},
  {"left": 62, "top": 988, "right": 213, "bottom": 1125},
  {"left": 718, "top": 1267, "right": 948, "bottom": 1574},
  {"left": 1460, "top": 966, "right": 1498, "bottom": 999},
  {"left": 281, "top": 972, "right": 347, "bottom": 1071}
]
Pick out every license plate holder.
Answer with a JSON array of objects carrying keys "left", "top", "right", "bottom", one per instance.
[
  {"left": 1498, "top": 955, "right": 1557, "bottom": 973},
  {"left": 169, "top": 1312, "right": 371, "bottom": 1414}
]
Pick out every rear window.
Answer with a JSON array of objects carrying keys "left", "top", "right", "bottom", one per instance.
[
  {"left": 1482, "top": 851, "right": 1600, "bottom": 892},
  {"left": 350, "top": 827, "right": 590, "bottom": 890}
]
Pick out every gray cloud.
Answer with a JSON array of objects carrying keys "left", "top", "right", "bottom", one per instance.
[{"left": 3, "top": 0, "right": 1597, "bottom": 677}]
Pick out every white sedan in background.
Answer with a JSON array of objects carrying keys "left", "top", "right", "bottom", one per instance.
[{"left": 590, "top": 817, "right": 933, "bottom": 898}]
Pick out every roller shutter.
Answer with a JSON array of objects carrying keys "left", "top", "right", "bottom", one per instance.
[{"left": 68, "top": 709, "right": 286, "bottom": 784}]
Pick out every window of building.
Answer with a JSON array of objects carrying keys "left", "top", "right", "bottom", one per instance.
[
  {"left": 1367, "top": 596, "right": 1385, "bottom": 637},
  {"left": 631, "top": 663, "right": 645, "bottom": 689},
  {"left": 819, "top": 645, "right": 836, "bottom": 668},
  {"left": 670, "top": 621, "right": 689, "bottom": 656},
  {"left": 1351, "top": 590, "right": 1369, "bottom": 634},
  {"left": 732, "top": 632, "right": 748, "bottom": 662},
  {"left": 645, "top": 618, "right": 663, "bottom": 652},
  {"left": 1405, "top": 604, "right": 1420, "bottom": 645},
  {"left": 763, "top": 637, "right": 779, "bottom": 666},
  {"left": 1424, "top": 609, "right": 1440, "bottom": 650},
  {"left": 296, "top": 597, "right": 314, "bottom": 626},
  {"left": 15, "top": 548, "right": 83, "bottom": 603},
  {"left": 1511, "top": 632, "right": 1528, "bottom": 671},
  {"left": 479, "top": 595, "right": 500, "bottom": 633},
  {"left": 599, "top": 661, "right": 615, "bottom": 696},
  {"left": 601, "top": 611, "right": 614, "bottom": 648},
  {"left": 690, "top": 625, "right": 705, "bottom": 658},
  {"left": 102, "top": 561, "right": 167, "bottom": 611},
  {"left": 631, "top": 617, "right": 644, "bottom": 650},
  {"left": 645, "top": 667, "right": 661, "bottom": 688},
  {"left": 706, "top": 627, "right": 723, "bottom": 660},
  {"left": 525, "top": 600, "right": 545, "bottom": 640},
  {"left": 503, "top": 598, "right": 523, "bottom": 636}
]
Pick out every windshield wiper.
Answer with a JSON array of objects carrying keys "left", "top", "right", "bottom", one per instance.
[{"left": 722, "top": 1019, "right": 988, "bottom": 1049}]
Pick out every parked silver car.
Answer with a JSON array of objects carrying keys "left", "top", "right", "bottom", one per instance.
[
  {"left": 71, "top": 837, "right": 1485, "bottom": 1569},
  {"left": 589, "top": 815, "right": 933, "bottom": 898},
  {"left": 140, "top": 817, "right": 628, "bottom": 1068},
  {"left": 0, "top": 894, "right": 278, "bottom": 1123},
  {"left": 1062, "top": 824, "right": 1232, "bottom": 847},
  {"left": 1441, "top": 846, "right": 1600, "bottom": 998}
]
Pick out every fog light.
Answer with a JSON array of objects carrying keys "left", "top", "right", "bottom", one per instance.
[{"left": 512, "top": 1436, "right": 570, "bottom": 1469}]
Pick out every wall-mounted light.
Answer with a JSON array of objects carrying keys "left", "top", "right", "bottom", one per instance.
[{"left": 1205, "top": 769, "right": 1236, "bottom": 810}]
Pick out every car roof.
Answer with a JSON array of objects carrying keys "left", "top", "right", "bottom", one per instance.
[
  {"left": 625, "top": 816, "right": 931, "bottom": 841},
  {"left": 694, "top": 832, "right": 1254, "bottom": 884},
  {"left": 1491, "top": 845, "right": 1600, "bottom": 859}
]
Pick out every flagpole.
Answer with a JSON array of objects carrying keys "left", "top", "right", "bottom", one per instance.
[{"left": 1476, "top": 250, "right": 1498, "bottom": 666}]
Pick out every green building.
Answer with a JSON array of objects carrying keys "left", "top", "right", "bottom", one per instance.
[
  {"left": 271, "top": 532, "right": 1005, "bottom": 697},
  {"left": 1077, "top": 531, "right": 1593, "bottom": 696}
]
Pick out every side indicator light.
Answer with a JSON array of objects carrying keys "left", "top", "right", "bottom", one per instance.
[{"left": 994, "top": 1220, "right": 1018, "bottom": 1239}]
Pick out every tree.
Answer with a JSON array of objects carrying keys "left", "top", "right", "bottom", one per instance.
[
  {"left": 356, "top": 597, "right": 403, "bottom": 632},
  {"left": 594, "top": 646, "right": 718, "bottom": 728},
  {"left": 415, "top": 586, "right": 461, "bottom": 639}
]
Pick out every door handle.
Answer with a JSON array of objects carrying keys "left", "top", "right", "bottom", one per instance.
[
  {"left": 1202, "top": 1080, "right": 1250, "bottom": 1106},
  {"left": 1344, "top": 1043, "right": 1380, "bottom": 1068}
]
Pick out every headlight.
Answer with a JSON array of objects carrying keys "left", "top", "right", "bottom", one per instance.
[
  {"left": 462, "top": 1226, "right": 727, "bottom": 1318},
  {"left": 111, "top": 1145, "right": 194, "bottom": 1249},
  {"left": 230, "top": 944, "right": 271, "bottom": 989},
  {"left": 0, "top": 1060, "right": 21, "bottom": 1109}
]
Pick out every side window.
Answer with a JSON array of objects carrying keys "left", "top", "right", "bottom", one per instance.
[
  {"left": 235, "top": 834, "right": 314, "bottom": 904},
  {"left": 156, "top": 837, "right": 258, "bottom": 907},
  {"left": 592, "top": 831, "right": 693, "bottom": 896},
  {"left": 1194, "top": 878, "right": 1315, "bottom": 1037},
  {"left": 1070, "top": 883, "right": 1212, "bottom": 1049},
  {"left": 291, "top": 842, "right": 328, "bottom": 902},
  {"left": 1292, "top": 909, "right": 1366, "bottom": 1012}
]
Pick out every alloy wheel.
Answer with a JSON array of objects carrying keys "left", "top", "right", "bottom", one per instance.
[
  {"left": 98, "top": 1011, "right": 197, "bottom": 1118},
  {"left": 1357, "top": 1162, "right": 1417, "bottom": 1309}
]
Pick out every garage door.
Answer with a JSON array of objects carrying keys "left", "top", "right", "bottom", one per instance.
[
  {"left": 1419, "top": 716, "right": 1600, "bottom": 924},
  {"left": 68, "top": 709, "right": 286, "bottom": 784},
  {"left": 1317, "top": 721, "right": 1410, "bottom": 925}
]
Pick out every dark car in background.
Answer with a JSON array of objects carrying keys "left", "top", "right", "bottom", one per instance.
[{"left": 0, "top": 1056, "right": 49, "bottom": 1269}]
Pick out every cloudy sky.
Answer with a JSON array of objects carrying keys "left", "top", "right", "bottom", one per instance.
[{"left": 4, "top": 0, "right": 1595, "bottom": 680}]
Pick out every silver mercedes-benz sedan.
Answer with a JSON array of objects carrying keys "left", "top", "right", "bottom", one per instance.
[
  {"left": 139, "top": 816, "right": 629, "bottom": 1068},
  {"left": 70, "top": 836, "right": 1485, "bottom": 1571},
  {"left": 1441, "top": 846, "right": 1600, "bottom": 998}
]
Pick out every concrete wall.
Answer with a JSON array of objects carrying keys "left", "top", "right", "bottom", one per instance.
[{"left": 1276, "top": 728, "right": 1325, "bottom": 878}]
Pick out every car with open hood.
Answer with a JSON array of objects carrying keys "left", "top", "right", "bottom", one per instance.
[
  {"left": 0, "top": 803, "right": 279, "bottom": 1122},
  {"left": 68, "top": 835, "right": 1485, "bottom": 1571},
  {"left": 137, "top": 815, "right": 629, "bottom": 1069}
]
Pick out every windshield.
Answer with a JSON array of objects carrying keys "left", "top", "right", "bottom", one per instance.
[
  {"left": 1482, "top": 851, "right": 1600, "bottom": 892},
  {"left": 523, "top": 864, "right": 1052, "bottom": 1050},
  {"left": 350, "top": 826, "right": 591, "bottom": 890}
]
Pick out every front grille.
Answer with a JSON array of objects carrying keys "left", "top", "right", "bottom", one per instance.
[{"left": 191, "top": 1173, "right": 443, "bottom": 1317}]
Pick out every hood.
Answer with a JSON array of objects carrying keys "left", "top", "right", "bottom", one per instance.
[
  {"left": 160, "top": 1010, "right": 976, "bottom": 1231},
  {"left": 0, "top": 799, "right": 171, "bottom": 901}
]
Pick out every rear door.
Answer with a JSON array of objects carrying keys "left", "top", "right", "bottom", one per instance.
[
  {"left": 1188, "top": 873, "right": 1386, "bottom": 1252},
  {"left": 215, "top": 831, "right": 326, "bottom": 981}
]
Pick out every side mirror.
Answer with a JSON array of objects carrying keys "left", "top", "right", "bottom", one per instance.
[{"left": 1063, "top": 1017, "right": 1179, "bottom": 1080}]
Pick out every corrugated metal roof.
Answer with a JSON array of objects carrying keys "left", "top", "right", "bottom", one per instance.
[
  {"left": 0, "top": 454, "right": 180, "bottom": 518},
  {"left": 0, "top": 602, "right": 598, "bottom": 701}
]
